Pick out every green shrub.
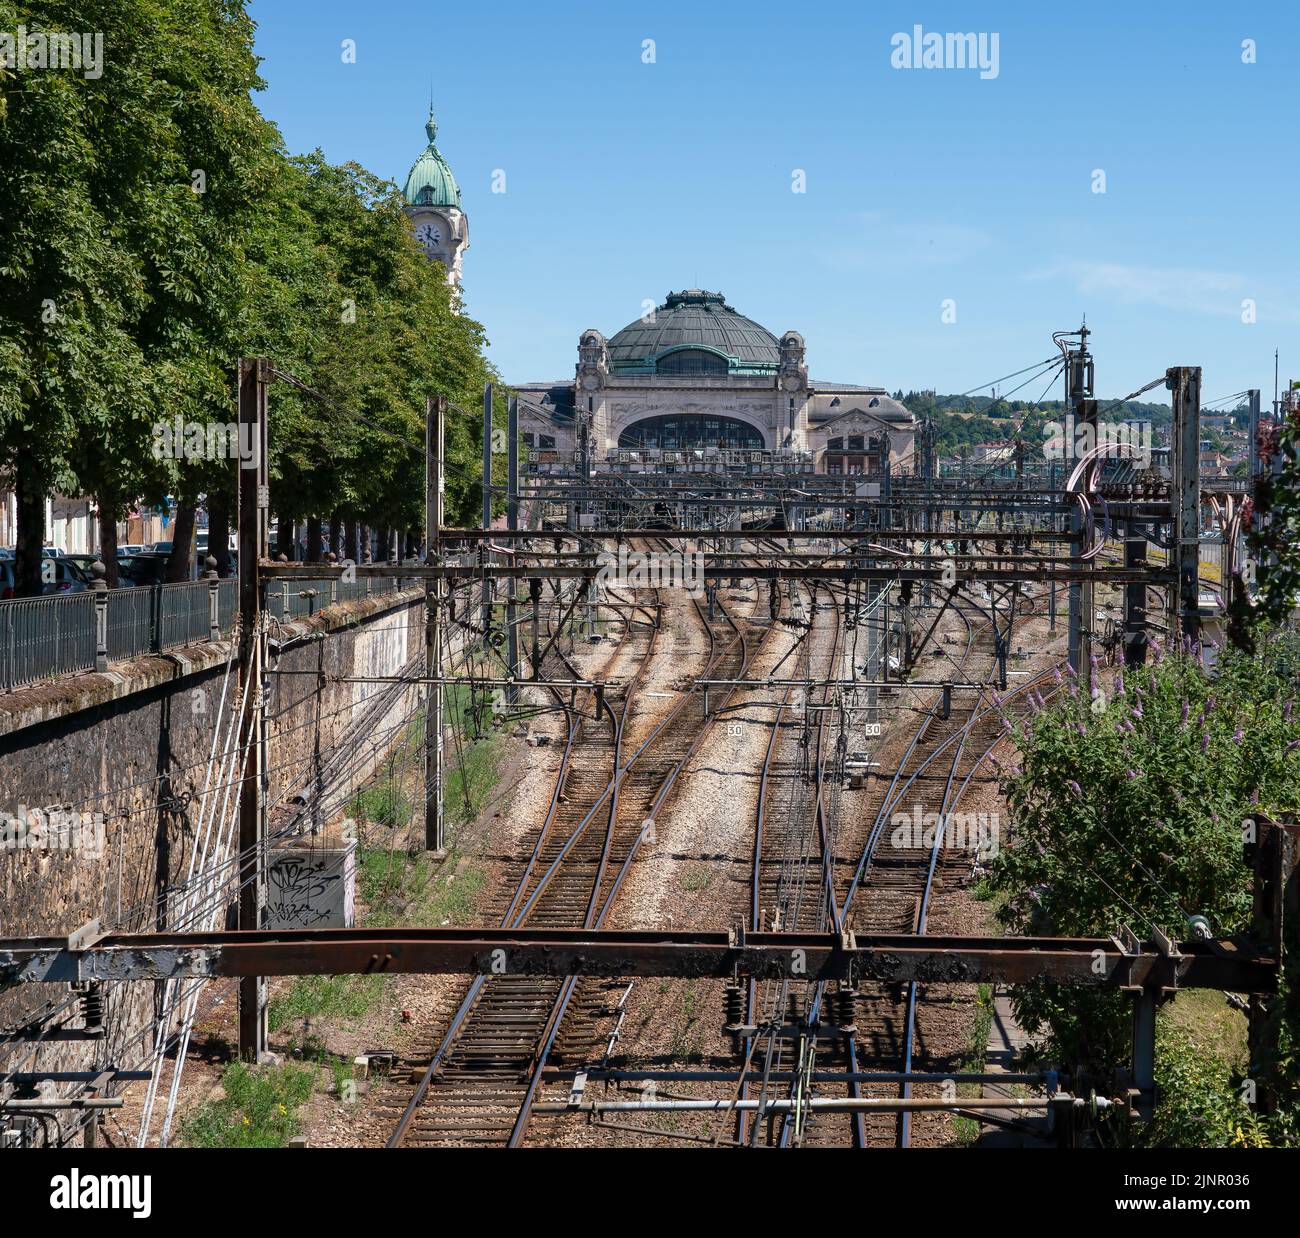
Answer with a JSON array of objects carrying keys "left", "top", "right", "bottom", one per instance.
[
  {"left": 986, "top": 631, "right": 1300, "bottom": 1142},
  {"left": 179, "top": 1061, "right": 316, "bottom": 1149}
]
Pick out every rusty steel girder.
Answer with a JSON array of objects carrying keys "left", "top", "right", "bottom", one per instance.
[{"left": 0, "top": 927, "right": 1276, "bottom": 993}]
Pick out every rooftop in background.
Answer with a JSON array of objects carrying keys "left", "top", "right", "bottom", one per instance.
[
  {"left": 401, "top": 106, "right": 461, "bottom": 209},
  {"left": 607, "top": 290, "right": 781, "bottom": 375}
]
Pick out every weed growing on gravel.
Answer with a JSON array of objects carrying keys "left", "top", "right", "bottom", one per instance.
[{"left": 179, "top": 1061, "right": 315, "bottom": 1148}]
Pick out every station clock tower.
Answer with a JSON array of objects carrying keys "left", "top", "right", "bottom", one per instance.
[{"left": 402, "top": 106, "right": 469, "bottom": 289}]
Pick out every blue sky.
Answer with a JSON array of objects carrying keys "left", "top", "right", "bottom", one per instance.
[{"left": 248, "top": 1, "right": 1299, "bottom": 406}]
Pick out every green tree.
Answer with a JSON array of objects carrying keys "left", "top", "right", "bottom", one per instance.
[
  {"left": 0, "top": 0, "right": 275, "bottom": 588},
  {"left": 0, "top": 1, "right": 502, "bottom": 593},
  {"left": 987, "top": 633, "right": 1300, "bottom": 1142}
]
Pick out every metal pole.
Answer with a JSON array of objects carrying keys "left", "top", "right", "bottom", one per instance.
[
  {"left": 1065, "top": 327, "right": 1093, "bottom": 685},
  {"left": 481, "top": 381, "right": 493, "bottom": 641},
  {"left": 236, "top": 357, "right": 269, "bottom": 1062},
  {"left": 426, "top": 396, "right": 446, "bottom": 857},
  {"left": 1048, "top": 459, "right": 1057, "bottom": 632},
  {"left": 1124, "top": 535, "right": 1147, "bottom": 667},
  {"left": 1168, "top": 366, "right": 1202, "bottom": 643},
  {"left": 506, "top": 394, "right": 519, "bottom": 706},
  {"left": 1248, "top": 388, "right": 1261, "bottom": 485}
]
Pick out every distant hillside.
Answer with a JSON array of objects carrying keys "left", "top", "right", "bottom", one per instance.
[{"left": 892, "top": 390, "right": 1250, "bottom": 458}]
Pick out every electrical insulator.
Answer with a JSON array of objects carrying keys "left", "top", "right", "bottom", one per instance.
[
  {"left": 723, "top": 983, "right": 744, "bottom": 1031},
  {"left": 836, "top": 986, "right": 858, "bottom": 1035},
  {"left": 80, "top": 983, "right": 104, "bottom": 1036}
]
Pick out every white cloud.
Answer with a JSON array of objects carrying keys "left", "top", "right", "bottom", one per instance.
[{"left": 1031, "top": 260, "right": 1246, "bottom": 317}]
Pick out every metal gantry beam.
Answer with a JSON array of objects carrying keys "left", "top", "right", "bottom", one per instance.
[{"left": 0, "top": 928, "right": 1276, "bottom": 992}]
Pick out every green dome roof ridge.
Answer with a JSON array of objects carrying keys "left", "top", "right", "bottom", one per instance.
[
  {"left": 607, "top": 288, "right": 781, "bottom": 374},
  {"left": 402, "top": 105, "right": 461, "bottom": 209}
]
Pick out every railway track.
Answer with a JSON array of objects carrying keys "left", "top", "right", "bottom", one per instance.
[
  {"left": 379, "top": 548, "right": 1065, "bottom": 1149},
  {"left": 737, "top": 580, "right": 1059, "bottom": 1148},
  {"left": 383, "top": 544, "right": 760, "bottom": 1147}
]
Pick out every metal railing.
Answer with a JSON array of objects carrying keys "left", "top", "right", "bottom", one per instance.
[
  {"left": 0, "top": 573, "right": 417, "bottom": 693},
  {"left": 0, "top": 592, "right": 97, "bottom": 689},
  {"left": 271, "top": 573, "right": 405, "bottom": 619}
]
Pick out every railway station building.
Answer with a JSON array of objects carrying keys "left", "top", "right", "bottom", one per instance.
[
  {"left": 396, "top": 112, "right": 912, "bottom": 474},
  {"left": 513, "top": 289, "right": 915, "bottom": 473}
]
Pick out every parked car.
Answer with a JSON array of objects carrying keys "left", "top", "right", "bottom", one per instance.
[
  {"left": 119, "top": 543, "right": 146, "bottom": 556},
  {"left": 61, "top": 554, "right": 102, "bottom": 579},
  {"left": 48, "top": 559, "right": 90, "bottom": 592},
  {"left": 117, "top": 553, "right": 170, "bottom": 588},
  {"left": 0, "top": 557, "right": 89, "bottom": 598},
  {"left": 149, "top": 541, "right": 173, "bottom": 555}
]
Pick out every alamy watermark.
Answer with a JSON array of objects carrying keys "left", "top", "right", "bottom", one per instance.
[
  {"left": 1042, "top": 415, "right": 1152, "bottom": 467},
  {"left": 1, "top": 807, "right": 105, "bottom": 857},
  {"left": 889, "top": 803, "right": 1000, "bottom": 860},
  {"left": 890, "top": 25, "right": 999, "bottom": 80},
  {"left": 0, "top": 25, "right": 103, "bottom": 79},
  {"left": 595, "top": 546, "right": 704, "bottom": 597},
  {"left": 50, "top": 1171, "right": 151, "bottom": 1220},
  {"left": 152, "top": 416, "right": 260, "bottom": 468}
]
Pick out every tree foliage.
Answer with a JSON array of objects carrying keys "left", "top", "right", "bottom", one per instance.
[
  {"left": 0, "top": 0, "right": 498, "bottom": 593},
  {"left": 1247, "top": 404, "right": 1300, "bottom": 627},
  {"left": 986, "top": 632, "right": 1300, "bottom": 1142}
]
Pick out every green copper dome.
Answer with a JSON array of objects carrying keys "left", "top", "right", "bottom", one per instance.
[
  {"left": 402, "top": 107, "right": 461, "bottom": 209},
  {"left": 607, "top": 290, "right": 780, "bottom": 375}
]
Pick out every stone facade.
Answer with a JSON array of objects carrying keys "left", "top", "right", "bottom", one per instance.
[
  {"left": 514, "top": 290, "right": 914, "bottom": 470},
  {"left": 0, "top": 589, "right": 424, "bottom": 1129},
  {"left": 407, "top": 201, "right": 468, "bottom": 288}
]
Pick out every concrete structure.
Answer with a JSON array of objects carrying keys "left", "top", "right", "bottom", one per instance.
[
  {"left": 267, "top": 843, "right": 357, "bottom": 930},
  {"left": 513, "top": 289, "right": 913, "bottom": 471},
  {"left": 0, "top": 586, "right": 424, "bottom": 1117},
  {"left": 401, "top": 105, "right": 468, "bottom": 289}
]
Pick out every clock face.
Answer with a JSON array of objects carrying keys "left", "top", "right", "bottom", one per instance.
[{"left": 414, "top": 221, "right": 442, "bottom": 254}]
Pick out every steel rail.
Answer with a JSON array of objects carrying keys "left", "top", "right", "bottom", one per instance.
[
  {"left": 385, "top": 587, "right": 649, "bottom": 1147},
  {"left": 505, "top": 537, "right": 761, "bottom": 1146}
]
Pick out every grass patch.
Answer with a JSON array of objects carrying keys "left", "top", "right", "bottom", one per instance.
[
  {"left": 178, "top": 1061, "right": 316, "bottom": 1148},
  {"left": 349, "top": 780, "right": 412, "bottom": 829},
  {"left": 952, "top": 983, "right": 995, "bottom": 1146},
  {"left": 444, "top": 726, "right": 504, "bottom": 832},
  {"left": 1161, "top": 989, "right": 1250, "bottom": 1074},
  {"left": 361, "top": 846, "right": 487, "bottom": 929},
  {"left": 268, "top": 973, "right": 387, "bottom": 1034},
  {"left": 681, "top": 868, "right": 712, "bottom": 892}
]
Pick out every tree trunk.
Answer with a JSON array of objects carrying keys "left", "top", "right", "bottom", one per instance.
[
  {"left": 207, "top": 490, "right": 231, "bottom": 577},
  {"left": 344, "top": 519, "right": 357, "bottom": 563},
  {"left": 97, "top": 496, "right": 120, "bottom": 588},
  {"left": 14, "top": 461, "right": 45, "bottom": 598},
  {"left": 306, "top": 514, "right": 322, "bottom": 562},
  {"left": 165, "top": 502, "right": 196, "bottom": 582},
  {"left": 274, "top": 512, "right": 292, "bottom": 559},
  {"left": 328, "top": 513, "right": 342, "bottom": 559}
]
